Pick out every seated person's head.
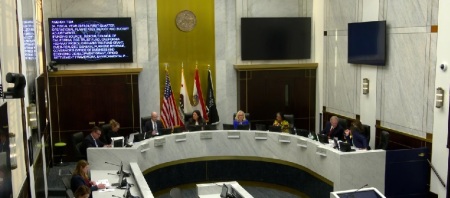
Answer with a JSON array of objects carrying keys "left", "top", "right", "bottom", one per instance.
[
  {"left": 235, "top": 110, "right": 246, "bottom": 121},
  {"left": 275, "top": 112, "right": 285, "bottom": 122},
  {"left": 74, "top": 185, "right": 91, "bottom": 198},
  {"left": 73, "top": 160, "right": 90, "bottom": 178},
  {"left": 151, "top": 111, "right": 159, "bottom": 121},
  {"left": 350, "top": 120, "right": 363, "bottom": 133},
  {"left": 90, "top": 126, "right": 101, "bottom": 140},
  {"left": 192, "top": 110, "right": 202, "bottom": 121},
  {"left": 109, "top": 119, "right": 120, "bottom": 132},
  {"left": 330, "top": 116, "right": 339, "bottom": 128}
]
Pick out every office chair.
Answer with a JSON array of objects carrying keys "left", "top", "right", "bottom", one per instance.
[
  {"left": 223, "top": 124, "right": 234, "bottom": 130},
  {"left": 297, "top": 129, "right": 310, "bottom": 137},
  {"left": 255, "top": 124, "right": 266, "bottom": 131},
  {"left": 362, "top": 124, "right": 371, "bottom": 149},
  {"left": 284, "top": 114, "right": 295, "bottom": 134},
  {"left": 377, "top": 131, "right": 389, "bottom": 150},
  {"left": 66, "top": 189, "right": 74, "bottom": 198},
  {"left": 141, "top": 116, "right": 152, "bottom": 133},
  {"left": 338, "top": 118, "right": 348, "bottom": 129},
  {"left": 170, "top": 187, "right": 182, "bottom": 198},
  {"left": 204, "top": 124, "right": 218, "bottom": 130},
  {"left": 61, "top": 175, "right": 71, "bottom": 190},
  {"left": 71, "top": 132, "right": 85, "bottom": 160}
]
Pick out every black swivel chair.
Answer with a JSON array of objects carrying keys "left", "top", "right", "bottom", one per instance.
[
  {"left": 284, "top": 114, "right": 295, "bottom": 134},
  {"left": 255, "top": 124, "right": 266, "bottom": 131},
  {"left": 377, "top": 131, "right": 389, "bottom": 150},
  {"left": 362, "top": 124, "right": 371, "bottom": 150},
  {"left": 338, "top": 118, "right": 348, "bottom": 129},
  {"left": 71, "top": 132, "right": 85, "bottom": 160},
  {"left": 141, "top": 116, "right": 152, "bottom": 133},
  {"left": 223, "top": 124, "right": 234, "bottom": 130}
]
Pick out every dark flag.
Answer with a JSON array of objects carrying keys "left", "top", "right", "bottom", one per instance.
[{"left": 206, "top": 69, "right": 219, "bottom": 124}]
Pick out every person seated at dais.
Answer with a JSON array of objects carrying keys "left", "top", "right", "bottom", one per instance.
[
  {"left": 71, "top": 160, "right": 105, "bottom": 197},
  {"left": 348, "top": 120, "right": 368, "bottom": 150},
  {"left": 233, "top": 110, "right": 249, "bottom": 129},
  {"left": 82, "top": 126, "right": 109, "bottom": 156},
  {"left": 99, "top": 119, "right": 120, "bottom": 145},
  {"left": 143, "top": 112, "right": 163, "bottom": 136},
  {"left": 273, "top": 112, "right": 290, "bottom": 133},
  {"left": 321, "top": 116, "right": 344, "bottom": 140},
  {"left": 74, "top": 185, "right": 91, "bottom": 198},
  {"left": 187, "top": 110, "right": 205, "bottom": 126}
]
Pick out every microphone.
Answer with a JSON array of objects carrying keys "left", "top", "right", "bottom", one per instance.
[{"left": 105, "top": 161, "right": 120, "bottom": 166}]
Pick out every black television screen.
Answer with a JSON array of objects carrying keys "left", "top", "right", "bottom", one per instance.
[
  {"left": 348, "top": 21, "right": 386, "bottom": 66},
  {"left": 241, "top": 17, "right": 311, "bottom": 60},
  {"left": 48, "top": 17, "right": 133, "bottom": 64}
]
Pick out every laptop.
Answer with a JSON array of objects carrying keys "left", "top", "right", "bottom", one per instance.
[
  {"left": 133, "top": 133, "right": 145, "bottom": 143},
  {"left": 188, "top": 125, "right": 202, "bottom": 132},
  {"left": 236, "top": 124, "right": 250, "bottom": 130},
  {"left": 268, "top": 125, "right": 282, "bottom": 132},
  {"left": 318, "top": 134, "right": 329, "bottom": 144},
  {"left": 297, "top": 129, "right": 310, "bottom": 137}
]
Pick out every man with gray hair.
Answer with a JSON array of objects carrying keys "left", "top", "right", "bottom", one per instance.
[{"left": 321, "top": 116, "right": 344, "bottom": 140}]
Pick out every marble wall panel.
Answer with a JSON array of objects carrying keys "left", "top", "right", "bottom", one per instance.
[
  {"left": 379, "top": 33, "right": 428, "bottom": 137},
  {"left": 325, "top": 0, "right": 358, "bottom": 31},
  {"left": 247, "top": 0, "right": 300, "bottom": 17},
  {"left": 385, "top": 0, "right": 427, "bottom": 28}
]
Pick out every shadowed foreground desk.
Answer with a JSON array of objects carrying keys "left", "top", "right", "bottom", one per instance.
[{"left": 87, "top": 130, "right": 386, "bottom": 197}]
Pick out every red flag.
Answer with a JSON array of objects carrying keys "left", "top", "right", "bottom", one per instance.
[
  {"left": 192, "top": 68, "right": 209, "bottom": 121},
  {"left": 161, "top": 70, "right": 182, "bottom": 128}
]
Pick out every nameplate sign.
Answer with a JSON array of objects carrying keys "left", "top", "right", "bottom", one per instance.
[
  {"left": 200, "top": 132, "right": 212, "bottom": 140},
  {"left": 140, "top": 143, "right": 150, "bottom": 153},
  {"left": 297, "top": 139, "right": 308, "bottom": 148},
  {"left": 175, "top": 134, "right": 187, "bottom": 142},
  {"left": 316, "top": 147, "right": 327, "bottom": 157},
  {"left": 254, "top": 132, "right": 268, "bottom": 140},
  {"left": 154, "top": 137, "right": 166, "bottom": 147},
  {"left": 278, "top": 135, "right": 291, "bottom": 143},
  {"left": 227, "top": 131, "right": 240, "bottom": 139}
]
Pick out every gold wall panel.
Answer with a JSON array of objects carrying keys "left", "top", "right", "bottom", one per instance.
[{"left": 157, "top": 0, "right": 216, "bottom": 108}]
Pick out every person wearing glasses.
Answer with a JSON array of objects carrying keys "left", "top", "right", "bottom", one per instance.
[
  {"left": 233, "top": 110, "right": 249, "bottom": 129},
  {"left": 82, "top": 126, "right": 109, "bottom": 156}
]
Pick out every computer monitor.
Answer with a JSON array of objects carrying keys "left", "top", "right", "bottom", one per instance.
[
  {"left": 318, "top": 134, "right": 329, "bottom": 144},
  {"left": 236, "top": 124, "right": 250, "bottom": 130},
  {"left": 188, "top": 125, "right": 202, "bottom": 132},
  {"left": 339, "top": 142, "right": 354, "bottom": 152},
  {"left": 268, "top": 125, "right": 282, "bottom": 132},
  {"left": 297, "top": 129, "right": 310, "bottom": 137},
  {"left": 111, "top": 136, "right": 124, "bottom": 147},
  {"left": 133, "top": 133, "right": 145, "bottom": 142},
  {"left": 204, "top": 124, "right": 217, "bottom": 130}
]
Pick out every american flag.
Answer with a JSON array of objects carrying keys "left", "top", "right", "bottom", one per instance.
[{"left": 161, "top": 70, "right": 182, "bottom": 128}]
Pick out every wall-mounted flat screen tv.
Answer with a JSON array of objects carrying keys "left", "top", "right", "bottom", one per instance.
[
  {"left": 348, "top": 21, "right": 386, "bottom": 66},
  {"left": 48, "top": 17, "right": 133, "bottom": 64},
  {"left": 241, "top": 17, "right": 311, "bottom": 60}
]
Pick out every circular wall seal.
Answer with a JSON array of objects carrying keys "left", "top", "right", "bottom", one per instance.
[{"left": 176, "top": 10, "right": 197, "bottom": 32}]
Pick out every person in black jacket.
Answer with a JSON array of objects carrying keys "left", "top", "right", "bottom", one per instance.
[
  {"left": 99, "top": 119, "right": 120, "bottom": 145},
  {"left": 82, "top": 126, "right": 108, "bottom": 156},
  {"left": 321, "top": 116, "right": 344, "bottom": 140},
  {"left": 71, "top": 160, "right": 105, "bottom": 197}
]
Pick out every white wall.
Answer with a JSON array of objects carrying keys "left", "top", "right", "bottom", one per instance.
[
  {"left": 430, "top": 0, "right": 450, "bottom": 196},
  {"left": 0, "top": 0, "right": 29, "bottom": 197}
]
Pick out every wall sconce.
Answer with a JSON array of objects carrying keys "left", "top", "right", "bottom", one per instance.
[
  {"left": 9, "top": 133, "right": 17, "bottom": 169},
  {"left": 362, "top": 78, "right": 369, "bottom": 95},
  {"left": 436, "top": 87, "right": 444, "bottom": 108},
  {"left": 27, "top": 104, "right": 37, "bottom": 129}
]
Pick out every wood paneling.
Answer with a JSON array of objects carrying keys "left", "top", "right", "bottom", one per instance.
[
  {"left": 49, "top": 74, "right": 140, "bottom": 162},
  {"left": 239, "top": 69, "right": 316, "bottom": 131}
]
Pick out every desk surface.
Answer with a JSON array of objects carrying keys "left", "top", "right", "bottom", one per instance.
[
  {"left": 91, "top": 170, "right": 142, "bottom": 198},
  {"left": 87, "top": 130, "right": 386, "bottom": 194}
]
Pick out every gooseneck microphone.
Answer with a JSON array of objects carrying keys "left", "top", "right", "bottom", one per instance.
[{"left": 105, "top": 161, "right": 120, "bottom": 166}]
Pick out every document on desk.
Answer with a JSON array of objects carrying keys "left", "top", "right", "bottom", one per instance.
[{"left": 97, "top": 179, "right": 112, "bottom": 189}]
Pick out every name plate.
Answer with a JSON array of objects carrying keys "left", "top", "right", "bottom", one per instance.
[
  {"left": 154, "top": 137, "right": 166, "bottom": 147},
  {"left": 297, "top": 139, "right": 308, "bottom": 148},
  {"left": 175, "top": 134, "right": 187, "bottom": 142},
  {"left": 278, "top": 135, "right": 291, "bottom": 143},
  {"left": 254, "top": 132, "right": 268, "bottom": 140},
  {"left": 316, "top": 147, "right": 327, "bottom": 157},
  {"left": 200, "top": 132, "right": 212, "bottom": 140},
  {"left": 227, "top": 131, "right": 240, "bottom": 139},
  {"left": 140, "top": 143, "right": 150, "bottom": 153}
]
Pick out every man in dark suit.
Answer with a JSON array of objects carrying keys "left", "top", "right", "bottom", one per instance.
[
  {"left": 321, "top": 116, "right": 344, "bottom": 140},
  {"left": 82, "top": 126, "right": 108, "bottom": 156},
  {"left": 143, "top": 112, "right": 163, "bottom": 137}
]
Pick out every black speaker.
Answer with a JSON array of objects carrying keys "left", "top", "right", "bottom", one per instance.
[{"left": 3, "top": 73, "right": 26, "bottom": 99}]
